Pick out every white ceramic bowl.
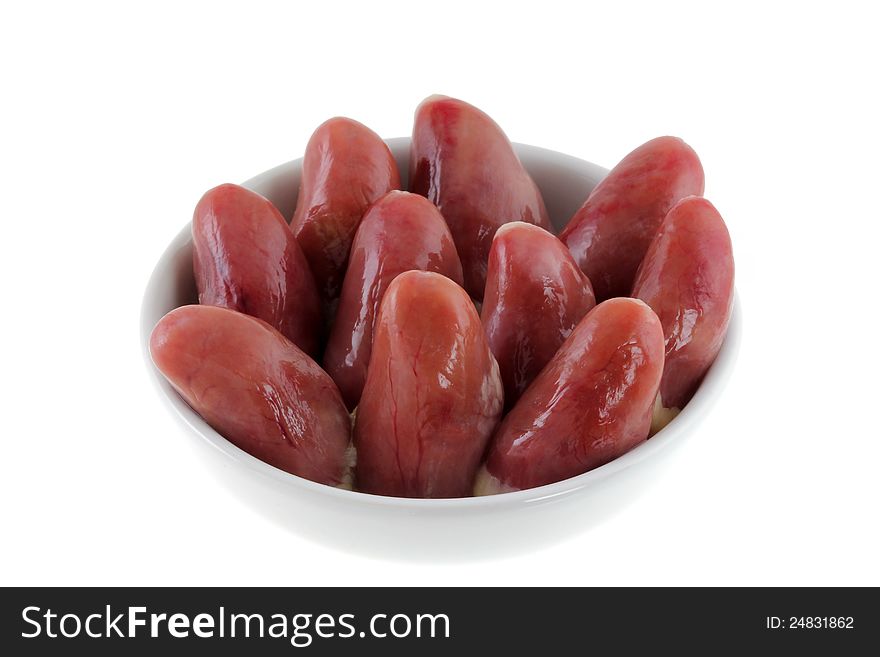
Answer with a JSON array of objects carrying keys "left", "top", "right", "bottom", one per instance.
[{"left": 141, "top": 138, "right": 740, "bottom": 560}]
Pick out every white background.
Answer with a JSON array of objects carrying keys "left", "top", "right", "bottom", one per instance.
[{"left": 2, "top": 1, "right": 878, "bottom": 586}]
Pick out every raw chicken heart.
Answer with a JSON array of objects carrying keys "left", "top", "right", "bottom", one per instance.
[
  {"left": 559, "top": 136, "right": 704, "bottom": 300},
  {"left": 477, "top": 298, "right": 664, "bottom": 494},
  {"left": 632, "top": 195, "right": 734, "bottom": 411},
  {"left": 150, "top": 305, "right": 351, "bottom": 486},
  {"left": 482, "top": 221, "right": 596, "bottom": 408},
  {"left": 409, "top": 95, "right": 551, "bottom": 300},
  {"left": 290, "top": 117, "right": 401, "bottom": 311},
  {"left": 193, "top": 183, "right": 321, "bottom": 356},
  {"left": 354, "top": 271, "right": 503, "bottom": 498},
  {"left": 323, "top": 191, "right": 463, "bottom": 410}
]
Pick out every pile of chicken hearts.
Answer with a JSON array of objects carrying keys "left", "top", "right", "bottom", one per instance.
[{"left": 150, "top": 95, "right": 734, "bottom": 499}]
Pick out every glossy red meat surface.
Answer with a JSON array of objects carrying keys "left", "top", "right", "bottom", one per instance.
[
  {"left": 483, "top": 298, "right": 664, "bottom": 492},
  {"left": 150, "top": 305, "right": 351, "bottom": 486},
  {"left": 559, "top": 136, "right": 704, "bottom": 300},
  {"left": 290, "top": 117, "right": 400, "bottom": 310},
  {"left": 323, "top": 191, "right": 463, "bottom": 409},
  {"left": 632, "top": 196, "right": 734, "bottom": 409},
  {"left": 354, "top": 271, "right": 503, "bottom": 497},
  {"left": 409, "top": 95, "right": 551, "bottom": 299},
  {"left": 481, "top": 222, "right": 596, "bottom": 408},
  {"left": 193, "top": 183, "right": 321, "bottom": 356}
]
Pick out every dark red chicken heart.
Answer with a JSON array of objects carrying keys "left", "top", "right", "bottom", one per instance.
[
  {"left": 290, "top": 117, "right": 401, "bottom": 313},
  {"left": 482, "top": 221, "right": 596, "bottom": 409},
  {"left": 409, "top": 95, "right": 551, "bottom": 300},
  {"left": 354, "top": 271, "right": 503, "bottom": 498},
  {"left": 560, "top": 136, "right": 704, "bottom": 301},
  {"left": 632, "top": 195, "right": 734, "bottom": 428},
  {"left": 477, "top": 298, "right": 664, "bottom": 494},
  {"left": 323, "top": 190, "right": 463, "bottom": 410},
  {"left": 192, "top": 183, "right": 321, "bottom": 356},
  {"left": 150, "top": 305, "right": 352, "bottom": 486}
]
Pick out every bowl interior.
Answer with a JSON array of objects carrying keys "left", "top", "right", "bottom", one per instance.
[{"left": 141, "top": 138, "right": 739, "bottom": 511}]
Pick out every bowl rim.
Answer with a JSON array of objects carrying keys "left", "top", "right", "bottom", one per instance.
[{"left": 140, "top": 139, "right": 741, "bottom": 511}]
